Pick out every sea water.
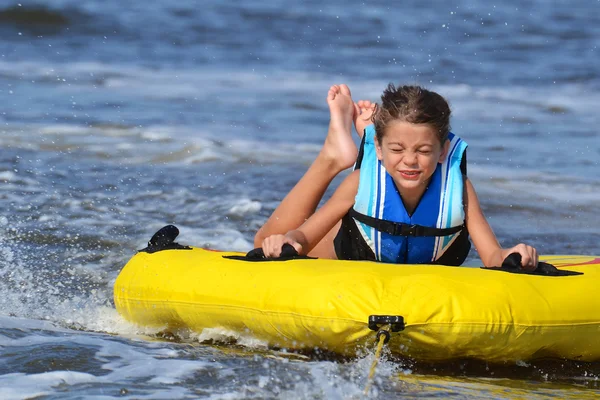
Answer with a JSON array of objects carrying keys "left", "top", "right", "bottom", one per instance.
[{"left": 1, "top": 0, "right": 599, "bottom": 398}]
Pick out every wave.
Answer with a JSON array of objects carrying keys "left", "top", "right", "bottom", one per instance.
[
  {"left": 0, "top": 3, "right": 120, "bottom": 37},
  {"left": 2, "top": 58, "right": 598, "bottom": 117},
  {"left": 0, "top": 5, "right": 71, "bottom": 26}
]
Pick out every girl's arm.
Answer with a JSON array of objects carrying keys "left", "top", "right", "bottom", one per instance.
[
  {"left": 464, "top": 178, "right": 538, "bottom": 269},
  {"left": 261, "top": 170, "right": 359, "bottom": 257}
]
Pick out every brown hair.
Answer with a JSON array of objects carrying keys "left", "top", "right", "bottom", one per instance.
[{"left": 373, "top": 84, "right": 451, "bottom": 145}]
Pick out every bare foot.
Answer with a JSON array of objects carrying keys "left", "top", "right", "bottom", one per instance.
[
  {"left": 353, "top": 100, "right": 377, "bottom": 139},
  {"left": 320, "top": 84, "right": 358, "bottom": 170}
]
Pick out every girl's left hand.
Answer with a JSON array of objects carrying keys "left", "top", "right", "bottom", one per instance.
[{"left": 502, "top": 243, "right": 538, "bottom": 270}]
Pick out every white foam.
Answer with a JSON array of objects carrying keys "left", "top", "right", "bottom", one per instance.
[
  {"left": 258, "top": 348, "right": 402, "bottom": 400},
  {"left": 0, "top": 371, "right": 98, "bottom": 400},
  {"left": 0, "top": 317, "right": 215, "bottom": 398},
  {"left": 2, "top": 58, "right": 599, "bottom": 122},
  {"left": 0, "top": 170, "right": 39, "bottom": 187},
  {"left": 0, "top": 171, "right": 18, "bottom": 181},
  {"left": 438, "top": 82, "right": 600, "bottom": 125},
  {"left": 0, "top": 315, "right": 69, "bottom": 332},
  {"left": 227, "top": 199, "right": 262, "bottom": 217},
  {"left": 0, "top": 226, "right": 128, "bottom": 335},
  {"left": 191, "top": 327, "right": 269, "bottom": 349},
  {"left": 469, "top": 164, "right": 600, "bottom": 207},
  {"left": 176, "top": 225, "right": 253, "bottom": 252},
  {"left": 2, "top": 120, "right": 323, "bottom": 167}
]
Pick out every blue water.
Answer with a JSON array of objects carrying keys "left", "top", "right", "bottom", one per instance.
[{"left": 1, "top": 0, "right": 600, "bottom": 398}]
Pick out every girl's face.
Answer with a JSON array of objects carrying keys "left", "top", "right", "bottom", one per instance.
[{"left": 375, "top": 120, "right": 449, "bottom": 195}]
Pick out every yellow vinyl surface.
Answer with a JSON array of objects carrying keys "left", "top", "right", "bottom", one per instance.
[{"left": 114, "top": 249, "right": 600, "bottom": 362}]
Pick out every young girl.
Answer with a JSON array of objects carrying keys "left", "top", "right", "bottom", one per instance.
[{"left": 254, "top": 84, "right": 539, "bottom": 269}]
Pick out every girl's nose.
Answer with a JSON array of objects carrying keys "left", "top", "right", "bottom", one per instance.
[{"left": 403, "top": 151, "right": 418, "bottom": 166}]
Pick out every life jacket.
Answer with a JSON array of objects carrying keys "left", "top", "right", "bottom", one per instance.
[{"left": 334, "top": 124, "right": 470, "bottom": 265}]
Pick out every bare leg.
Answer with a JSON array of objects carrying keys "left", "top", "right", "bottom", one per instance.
[
  {"left": 307, "top": 220, "right": 342, "bottom": 258},
  {"left": 353, "top": 100, "right": 377, "bottom": 139},
  {"left": 254, "top": 84, "right": 357, "bottom": 247}
]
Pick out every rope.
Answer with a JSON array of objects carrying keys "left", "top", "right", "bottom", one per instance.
[{"left": 363, "top": 324, "right": 390, "bottom": 396}]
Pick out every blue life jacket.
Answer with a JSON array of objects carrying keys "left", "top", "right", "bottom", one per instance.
[{"left": 350, "top": 125, "right": 468, "bottom": 264}]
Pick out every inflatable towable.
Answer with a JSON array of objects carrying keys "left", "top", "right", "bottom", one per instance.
[{"left": 114, "top": 226, "right": 600, "bottom": 363}]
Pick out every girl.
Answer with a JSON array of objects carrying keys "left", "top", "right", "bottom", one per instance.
[{"left": 254, "top": 84, "right": 538, "bottom": 269}]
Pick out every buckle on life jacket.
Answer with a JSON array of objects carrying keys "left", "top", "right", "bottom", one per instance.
[{"left": 397, "top": 224, "right": 419, "bottom": 236}]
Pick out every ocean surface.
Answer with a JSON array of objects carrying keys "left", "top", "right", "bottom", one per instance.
[{"left": 1, "top": 0, "right": 599, "bottom": 398}]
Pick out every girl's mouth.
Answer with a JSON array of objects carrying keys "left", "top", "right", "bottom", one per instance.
[{"left": 399, "top": 170, "right": 420, "bottom": 180}]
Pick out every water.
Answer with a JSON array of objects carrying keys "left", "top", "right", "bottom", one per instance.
[{"left": 1, "top": 0, "right": 599, "bottom": 398}]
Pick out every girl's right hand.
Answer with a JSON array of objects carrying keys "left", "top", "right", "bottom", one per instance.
[
  {"left": 261, "top": 234, "right": 303, "bottom": 258},
  {"left": 501, "top": 243, "right": 539, "bottom": 271}
]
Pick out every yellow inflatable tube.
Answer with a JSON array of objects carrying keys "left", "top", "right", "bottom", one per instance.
[{"left": 114, "top": 247, "right": 600, "bottom": 362}]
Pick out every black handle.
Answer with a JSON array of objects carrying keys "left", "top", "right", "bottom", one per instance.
[
  {"left": 488, "top": 253, "right": 583, "bottom": 276},
  {"left": 245, "top": 243, "right": 299, "bottom": 260}
]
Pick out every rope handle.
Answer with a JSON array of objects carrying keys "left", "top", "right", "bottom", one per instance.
[{"left": 364, "top": 315, "right": 405, "bottom": 396}]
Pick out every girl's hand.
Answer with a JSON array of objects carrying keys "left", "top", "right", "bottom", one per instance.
[
  {"left": 502, "top": 243, "right": 538, "bottom": 270},
  {"left": 261, "top": 234, "right": 303, "bottom": 258}
]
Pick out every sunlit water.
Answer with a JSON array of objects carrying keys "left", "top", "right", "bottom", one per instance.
[{"left": 1, "top": 0, "right": 599, "bottom": 398}]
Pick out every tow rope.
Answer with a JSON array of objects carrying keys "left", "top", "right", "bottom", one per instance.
[{"left": 363, "top": 315, "right": 405, "bottom": 396}]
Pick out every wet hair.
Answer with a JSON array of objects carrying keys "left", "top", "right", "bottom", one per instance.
[{"left": 373, "top": 84, "right": 451, "bottom": 145}]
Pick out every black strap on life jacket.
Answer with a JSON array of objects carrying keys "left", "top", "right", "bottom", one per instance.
[{"left": 348, "top": 208, "right": 463, "bottom": 237}]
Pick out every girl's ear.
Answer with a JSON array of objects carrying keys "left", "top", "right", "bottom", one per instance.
[
  {"left": 375, "top": 136, "right": 384, "bottom": 161},
  {"left": 438, "top": 139, "right": 451, "bottom": 163}
]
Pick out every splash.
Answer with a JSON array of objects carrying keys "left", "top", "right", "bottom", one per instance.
[{"left": 0, "top": 219, "right": 139, "bottom": 335}]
